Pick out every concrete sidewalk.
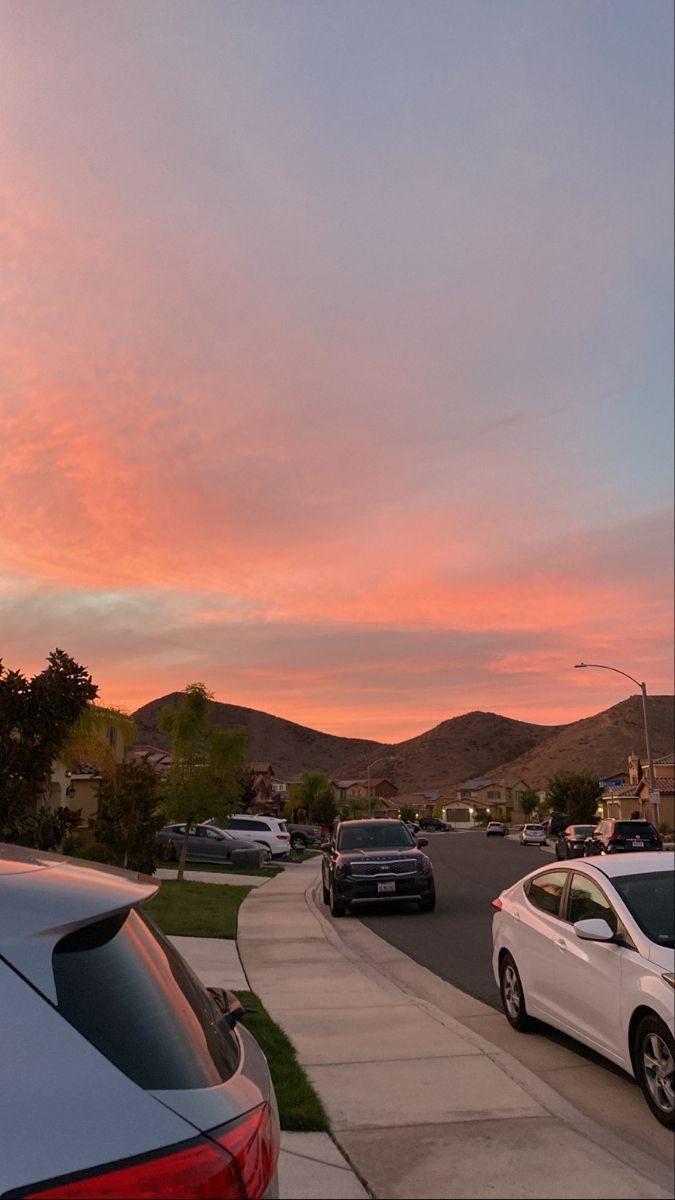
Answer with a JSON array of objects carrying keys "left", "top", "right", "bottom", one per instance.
[{"left": 238, "top": 859, "right": 674, "bottom": 1200}]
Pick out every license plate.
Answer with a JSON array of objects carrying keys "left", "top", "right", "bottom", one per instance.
[
  {"left": 377, "top": 880, "right": 396, "bottom": 893},
  {"left": 632, "top": 840, "right": 643, "bottom": 847}
]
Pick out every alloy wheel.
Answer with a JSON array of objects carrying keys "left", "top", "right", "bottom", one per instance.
[
  {"left": 502, "top": 963, "right": 521, "bottom": 1020},
  {"left": 642, "top": 1032, "right": 675, "bottom": 1117}
]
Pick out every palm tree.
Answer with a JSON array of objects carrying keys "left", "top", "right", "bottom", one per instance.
[{"left": 62, "top": 703, "right": 135, "bottom": 779}]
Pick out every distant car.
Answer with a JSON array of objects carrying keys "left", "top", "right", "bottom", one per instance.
[
  {"left": 285, "top": 822, "right": 322, "bottom": 851},
  {"left": 0, "top": 843, "right": 281, "bottom": 1197},
  {"left": 486, "top": 821, "right": 508, "bottom": 837},
  {"left": 555, "top": 824, "right": 597, "bottom": 860},
  {"left": 584, "top": 819, "right": 663, "bottom": 856},
  {"left": 492, "top": 853, "right": 675, "bottom": 1128},
  {"left": 419, "top": 816, "right": 451, "bottom": 832},
  {"left": 520, "top": 823, "right": 547, "bottom": 846},
  {"left": 224, "top": 815, "right": 291, "bottom": 859},
  {"left": 157, "top": 823, "right": 269, "bottom": 863},
  {"left": 545, "top": 813, "right": 570, "bottom": 837},
  {"left": 321, "top": 819, "right": 435, "bottom": 916},
  {"left": 405, "top": 821, "right": 421, "bottom": 836}
]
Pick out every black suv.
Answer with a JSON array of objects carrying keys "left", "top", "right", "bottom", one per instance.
[
  {"left": 321, "top": 819, "right": 435, "bottom": 916},
  {"left": 419, "top": 816, "right": 452, "bottom": 831},
  {"left": 584, "top": 818, "right": 663, "bottom": 856},
  {"left": 554, "top": 823, "right": 597, "bottom": 859}
]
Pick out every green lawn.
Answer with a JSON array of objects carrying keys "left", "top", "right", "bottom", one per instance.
[
  {"left": 235, "top": 990, "right": 329, "bottom": 1131},
  {"left": 143, "top": 880, "right": 251, "bottom": 938},
  {"left": 159, "top": 862, "right": 282, "bottom": 878}
]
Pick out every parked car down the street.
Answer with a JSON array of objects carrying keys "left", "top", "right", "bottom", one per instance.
[
  {"left": 520, "top": 823, "right": 547, "bottom": 846},
  {"left": 419, "top": 816, "right": 452, "bottom": 831},
  {"left": 321, "top": 819, "right": 436, "bottom": 916},
  {"left": 486, "top": 821, "right": 508, "bottom": 837},
  {"left": 0, "top": 843, "right": 280, "bottom": 1198},
  {"left": 584, "top": 819, "right": 663, "bottom": 856},
  {"left": 223, "top": 815, "right": 291, "bottom": 859},
  {"left": 157, "top": 822, "right": 269, "bottom": 864},
  {"left": 285, "top": 822, "right": 322, "bottom": 851},
  {"left": 555, "top": 824, "right": 598, "bottom": 860},
  {"left": 491, "top": 852, "right": 675, "bottom": 1128}
]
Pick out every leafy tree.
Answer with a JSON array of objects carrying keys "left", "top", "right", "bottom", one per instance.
[
  {"left": 20, "top": 805, "right": 83, "bottom": 854},
  {"left": 288, "top": 771, "right": 335, "bottom": 824},
  {"left": 399, "top": 804, "right": 417, "bottom": 823},
  {"left": 160, "top": 684, "right": 248, "bottom": 880},
  {"left": 95, "top": 760, "right": 165, "bottom": 872},
  {"left": 0, "top": 649, "right": 97, "bottom": 839},
  {"left": 520, "top": 788, "right": 541, "bottom": 819},
  {"left": 546, "top": 773, "right": 602, "bottom": 824},
  {"left": 63, "top": 704, "right": 135, "bottom": 778},
  {"left": 237, "top": 773, "right": 259, "bottom": 812}
]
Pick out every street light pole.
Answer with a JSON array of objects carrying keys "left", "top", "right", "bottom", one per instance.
[{"left": 574, "top": 662, "right": 657, "bottom": 815}]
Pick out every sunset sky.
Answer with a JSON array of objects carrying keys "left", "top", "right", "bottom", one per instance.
[{"left": 1, "top": 1, "right": 673, "bottom": 741}]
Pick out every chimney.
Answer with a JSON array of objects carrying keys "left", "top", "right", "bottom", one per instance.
[{"left": 628, "top": 755, "right": 642, "bottom": 786}]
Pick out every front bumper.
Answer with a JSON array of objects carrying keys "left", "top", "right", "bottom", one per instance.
[{"left": 334, "top": 875, "right": 434, "bottom": 904}]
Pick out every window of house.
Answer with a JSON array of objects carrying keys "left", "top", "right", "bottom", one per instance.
[{"left": 487, "top": 790, "right": 501, "bottom": 800}]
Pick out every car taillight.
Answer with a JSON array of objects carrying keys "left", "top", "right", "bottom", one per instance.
[
  {"left": 14, "top": 1105, "right": 278, "bottom": 1200},
  {"left": 276, "top": 833, "right": 289, "bottom": 839},
  {"left": 491, "top": 897, "right": 503, "bottom": 911},
  {"left": 608, "top": 834, "right": 625, "bottom": 842}
]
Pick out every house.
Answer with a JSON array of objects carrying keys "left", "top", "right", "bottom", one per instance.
[
  {"left": 635, "top": 753, "right": 675, "bottom": 829},
  {"left": 331, "top": 778, "right": 397, "bottom": 806},
  {"left": 456, "top": 776, "right": 530, "bottom": 823},
  {"left": 50, "top": 720, "right": 128, "bottom": 826}
]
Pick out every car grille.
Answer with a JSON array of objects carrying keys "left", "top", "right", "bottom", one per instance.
[{"left": 350, "top": 857, "right": 418, "bottom": 879}]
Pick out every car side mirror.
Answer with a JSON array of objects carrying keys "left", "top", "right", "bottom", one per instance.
[
  {"left": 574, "top": 918, "right": 615, "bottom": 942},
  {"left": 320, "top": 842, "right": 331, "bottom": 853},
  {"left": 416, "top": 837, "right": 429, "bottom": 848}
]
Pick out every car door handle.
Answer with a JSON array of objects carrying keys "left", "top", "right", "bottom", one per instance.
[
  {"left": 512, "top": 911, "right": 520, "bottom": 921},
  {"left": 554, "top": 938, "right": 567, "bottom": 952}
]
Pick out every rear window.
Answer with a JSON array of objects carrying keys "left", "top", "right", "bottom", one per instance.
[
  {"left": 53, "top": 908, "right": 239, "bottom": 1090},
  {"left": 276, "top": 820, "right": 287, "bottom": 832},
  {"left": 612, "top": 870, "right": 674, "bottom": 947},
  {"left": 569, "top": 826, "right": 595, "bottom": 837},
  {"left": 614, "top": 822, "right": 658, "bottom": 837}
]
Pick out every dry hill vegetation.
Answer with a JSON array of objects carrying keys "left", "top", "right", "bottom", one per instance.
[{"left": 134, "top": 693, "right": 674, "bottom": 794}]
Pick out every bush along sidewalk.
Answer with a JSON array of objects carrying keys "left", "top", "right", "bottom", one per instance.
[{"left": 142, "top": 879, "right": 328, "bottom": 1130}]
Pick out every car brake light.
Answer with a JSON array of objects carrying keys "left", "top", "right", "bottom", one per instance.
[
  {"left": 14, "top": 1105, "right": 278, "bottom": 1200},
  {"left": 608, "top": 834, "right": 624, "bottom": 841},
  {"left": 276, "top": 833, "right": 289, "bottom": 839},
  {"left": 491, "top": 897, "right": 503, "bottom": 911}
]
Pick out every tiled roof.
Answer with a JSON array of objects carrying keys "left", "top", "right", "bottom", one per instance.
[
  {"left": 654, "top": 754, "right": 675, "bottom": 766},
  {"left": 650, "top": 778, "right": 675, "bottom": 792},
  {"left": 602, "top": 783, "right": 640, "bottom": 798},
  {"left": 249, "top": 762, "right": 273, "bottom": 774}
]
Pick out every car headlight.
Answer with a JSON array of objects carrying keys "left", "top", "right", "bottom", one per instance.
[
  {"left": 662, "top": 973, "right": 675, "bottom": 990},
  {"left": 418, "top": 855, "right": 432, "bottom": 875},
  {"left": 335, "top": 860, "right": 351, "bottom": 878}
]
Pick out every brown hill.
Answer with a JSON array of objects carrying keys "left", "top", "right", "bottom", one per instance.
[
  {"left": 133, "top": 692, "right": 674, "bottom": 795},
  {"left": 338, "top": 711, "right": 560, "bottom": 792},
  {"left": 492, "top": 694, "right": 675, "bottom": 789},
  {"left": 132, "top": 693, "right": 384, "bottom": 780}
]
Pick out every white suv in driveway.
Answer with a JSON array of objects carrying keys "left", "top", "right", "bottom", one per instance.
[
  {"left": 226, "top": 815, "right": 291, "bottom": 859},
  {"left": 520, "top": 823, "right": 547, "bottom": 846}
]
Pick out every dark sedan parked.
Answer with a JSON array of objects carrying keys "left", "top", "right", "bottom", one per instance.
[
  {"left": 584, "top": 818, "right": 663, "bottom": 856},
  {"left": 157, "top": 823, "right": 268, "bottom": 864},
  {"left": 419, "top": 816, "right": 452, "bottom": 831},
  {"left": 555, "top": 823, "right": 597, "bottom": 859},
  {"left": 321, "top": 819, "right": 435, "bottom": 917}
]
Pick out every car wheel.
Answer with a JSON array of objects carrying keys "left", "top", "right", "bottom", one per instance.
[
  {"left": 255, "top": 842, "right": 273, "bottom": 863},
  {"left": 633, "top": 1015, "right": 675, "bottom": 1129},
  {"left": 555, "top": 844, "right": 562, "bottom": 860},
  {"left": 418, "top": 888, "right": 436, "bottom": 912},
  {"left": 322, "top": 880, "right": 330, "bottom": 905},
  {"left": 290, "top": 833, "right": 307, "bottom": 851},
  {"left": 499, "top": 952, "right": 531, "bottom": 1032},
  {"left": 329, "top": 882, "right": 346, "bottom": 918}
]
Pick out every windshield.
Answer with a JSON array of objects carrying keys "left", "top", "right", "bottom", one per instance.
[
  {"left": 612, "top": 870, "right": 674, "bottom": 948},
  {"left": 337, "top": 823, "right": 415, "bottom": 851}
]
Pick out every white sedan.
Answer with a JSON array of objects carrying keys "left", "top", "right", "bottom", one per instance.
[
  {"left": 491, "top": 853, "right": 675, "bottom": 1127},
  {"left": 520, "top": 823, "right": 547, "bottom": 846}
]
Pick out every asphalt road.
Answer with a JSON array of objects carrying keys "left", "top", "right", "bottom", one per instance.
[{"left": 358, "top": 827, "right": 556, "bottom": 1008}]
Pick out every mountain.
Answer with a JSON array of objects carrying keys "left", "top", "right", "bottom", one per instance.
[
  {"left": 491, "top": 695, "right": 675, "bottom": 789},
  {"left": 133, "top": 692, "right": 673, "bottom": 793},
  {"left": 132, "top": 694, "right": 384, "bottom": 780}
]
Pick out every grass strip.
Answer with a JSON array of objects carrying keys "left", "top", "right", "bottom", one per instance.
[
  {"left": 235, "top": 989, "right": 329, "bottom": 1132},
  {"left": 158, "top": 862, "right": 282, "bottom": 878},
  {"left": 143, "top": 880, "right": 251, "bottom": 938}
]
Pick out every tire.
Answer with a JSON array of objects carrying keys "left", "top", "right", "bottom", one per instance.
[
  {"left": 329, "top": 882, "right": 346, "bottom": 917},
  {"left": 418, "top": 887, "right": 436, "bottom": 912},
  {"left": 555, "top": 844, "right": 562, "bottom": 860},
  {"left": 499, "top": 953, "right": 531, "bottom": 1032},
  {"left": 290, "top": 833, "right": 307, "bottom": 851},
  {"left": 255, "top": 842, "right": 273, "bottom": 864},
  {"left": 633, "top": 1015, "right": 675, "bottom": 1129},
  {"left": 322, "top": 880, "right": 330, "bottom": 905}
]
